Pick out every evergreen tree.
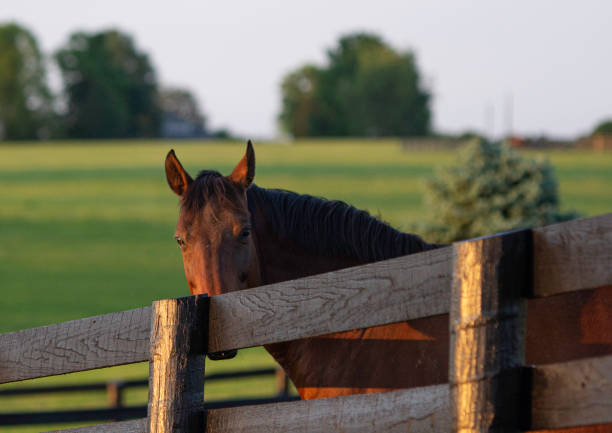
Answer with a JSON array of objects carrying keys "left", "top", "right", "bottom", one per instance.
[{"left": 419, "top": 139, "right": 579, "bottom": 243}]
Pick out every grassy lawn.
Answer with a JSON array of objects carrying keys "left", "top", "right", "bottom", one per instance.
[{"left": 0, "top": 139, "right": 610, "bottom": 432}]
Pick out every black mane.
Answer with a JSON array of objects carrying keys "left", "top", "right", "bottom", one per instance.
[{"left": 248, "top": 184, "right": 434, "bottom": 263}]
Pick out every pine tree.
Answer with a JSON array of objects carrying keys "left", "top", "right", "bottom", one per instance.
[{"left": 419, "top": 139, "right": 579, "bottom": 243}]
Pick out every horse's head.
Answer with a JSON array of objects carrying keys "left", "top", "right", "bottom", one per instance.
[{"left": 165, "top": 142, "right": 261, "bottom": 297}]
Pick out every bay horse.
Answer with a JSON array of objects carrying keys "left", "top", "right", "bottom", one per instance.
[
  {"left": 164, "top": 142, "right": 612, "bottom": 432},
  {"left": 164, "top": 141, "right": 446, "bottom": 400}
]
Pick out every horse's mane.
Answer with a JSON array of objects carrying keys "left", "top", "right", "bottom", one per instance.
[
  {"left": 183, "top": 172, "right": 435, "bottom": 263},
  {"left": 248, "top": 184, "right": 434, "bottom": 263}
]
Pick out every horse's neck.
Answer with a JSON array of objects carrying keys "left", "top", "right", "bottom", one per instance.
[
  {"left": 248, "top": 187, "right": 442, "bottom": 400},
  {"left": 249, "top": 197, "right": 366, "bottom": 397},
  {"left": 248, "top": 185, "right": 433, "bottom": 283},
  {"left": 250, "top": 197, "right": 363, "bottom": 285},
  {"left": 258, "top": 234, "right": 362, "bottom": 285}
]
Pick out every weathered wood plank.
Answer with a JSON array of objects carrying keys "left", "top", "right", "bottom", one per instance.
[
  {"left": 534, "top": 213, "right": 612, "bottom": 297},
  {"left": 47, "top": 418, "right": 147, "bottom": 433},
  {"left": 48, "top": 386, "right": 449, "bottom": 433},
  {"left": 209, "top": 246, "right": 453, "bottom": 352},
  {"left": 206, "top": 384, "right": 450, "bottom": 432},
  {"left": 526, "top": 286, "right": 612, "bottom": 365},
  {"left": 0, "top": 307, "right": 151, "bottom": 384},
  {"left": 148, "top": 296, "right": 208, "bottom": 433},
  {"left": 531, "top": 355, "right": 612, "bottom": 430},
  {"left": 45, "top": 355, "right": 612, "bottom": 432},
  {"left": 449, "top": 230, "right": 531, "bottom": 432}
]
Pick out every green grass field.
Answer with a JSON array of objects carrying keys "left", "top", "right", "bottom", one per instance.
[{"left": 1, "top": 139, "right": 611, "bottom": 432}]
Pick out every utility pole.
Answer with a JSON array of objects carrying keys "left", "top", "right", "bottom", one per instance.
[{"left": 505, "top": 93, "right": 514, "bottom": 137}]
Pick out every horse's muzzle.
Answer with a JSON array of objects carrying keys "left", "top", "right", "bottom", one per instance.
[{"left": 207, "top": 349, "right": 238, "bottom": 360}]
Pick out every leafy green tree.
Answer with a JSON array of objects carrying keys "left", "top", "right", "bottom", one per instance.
[
  {"left": 0, "top": 22, "right": 53, "bottom": 140},
  {"left": 592, "top": 119, "right": 612, "bottom": 135},
  {"left": 55, "top": 29, "right": 160, "bottom": 138},
  {"left": 278, "top": 65, "right": 322, "bottom": 137},
  {"left": 346, "top": 52, "right": 430, "bottom": 136},
  {"left": 418, "top": 139, "right": 579, "bottom": 243},
  {"left": 279, "top": 32, "right": 431, "bottom": 137}
]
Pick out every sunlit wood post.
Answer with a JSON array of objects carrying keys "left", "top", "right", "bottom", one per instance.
[
  {"left": 449, "top": 230, "right": 532, "bottom": 432},
  {"left": 148, "top": 295, "right": 209, "bottom": 432}
]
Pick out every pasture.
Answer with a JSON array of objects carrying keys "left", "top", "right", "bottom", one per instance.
[{"left": 1, "top": 139, "right": 611, "bottom": 432}]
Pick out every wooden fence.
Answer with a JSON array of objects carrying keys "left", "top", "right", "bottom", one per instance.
[{"left": 1, "top": 213, "right": 611, "bottom": 432}]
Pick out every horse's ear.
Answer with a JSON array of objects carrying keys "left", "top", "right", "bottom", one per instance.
[
  {"left": 229, "top": 140, "right": 255, "bottom": 188},
  {"left": 165, "top": 149, "right": 193, "bottom": 196}
]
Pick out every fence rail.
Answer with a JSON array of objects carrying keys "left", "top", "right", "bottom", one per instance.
[
  {"left": 0, "top": 368, "right": 295, "bottom": 426},
  {"left": 1, "top": 213, "right": 610, "bottom": 432},
  {"left": 49, "top": 355, "right": 612, "bottom": 433}
]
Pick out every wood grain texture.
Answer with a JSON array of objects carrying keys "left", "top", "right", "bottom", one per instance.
[
  {"left": 48, "top": 386, "right": 450, "bottom": 433},
  {"left": 530, "top": 425, "right": 612, "bottom": 433},
  {"left": 526, "top": 286, "right": 612, "bottom": 365},
  {"left": 534, "top": 213, "right": 612, "bottom": 297},
  {"left": 42, "top": 354, "right": 612, "bottom": 432},
  {"left": 148, "top": 295, "right": 208, "bottom": 433},
  {"left": 209, "top": 246, "right": 452, "bottom": 352},
  {"left": 449, "top": 231, "right": 530, "bottom": 432},
  {"left": 531, "top": 355, "right": 612, "bottom": 430},
  {"left": 47, "top": 418, "right": 147, "bottom": 433},
  {"left": 0, "top": 307, "right": 151, "bottom": 384},
  {"left": 206, "top": 384, "right": 450, "bottom": 432}
]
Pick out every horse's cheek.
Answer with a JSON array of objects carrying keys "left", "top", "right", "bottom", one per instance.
[
  {"left": 246, "top": 242, "right": 262, "bottom": 288},
  {"left": 180, "top": 249, "right": 200, "bottom": 294}
]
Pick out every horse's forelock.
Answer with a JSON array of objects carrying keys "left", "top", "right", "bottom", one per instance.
[{"left": 182, "top": 170, "right": 244, "bottom": 215}]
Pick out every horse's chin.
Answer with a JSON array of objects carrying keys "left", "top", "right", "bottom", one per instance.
[
  {"left": 188, "top": 287, "right": 208, "bottom": 296},
  {"left": 208, "top": 349, "right": 238, "bottom": 361}
]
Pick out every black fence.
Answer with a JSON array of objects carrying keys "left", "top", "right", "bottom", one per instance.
[{"left": 0, "top": 368, "right": 298, "bottom": 426}]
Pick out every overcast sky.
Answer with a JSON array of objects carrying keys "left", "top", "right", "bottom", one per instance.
[{"left": 3, "top": 1, "right": 611, "bottom": 139}]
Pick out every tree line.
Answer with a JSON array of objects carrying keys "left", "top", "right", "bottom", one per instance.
[
  {"left": 0, "top": 23, "right": 210, "bottom": 140},
  {"left": 1, "top": 23, "right": 434, "bottom": 141}
]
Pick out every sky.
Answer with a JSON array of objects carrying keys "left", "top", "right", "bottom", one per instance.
[{"left": 2, "top": 0, "right": 611, "bottom": 139}]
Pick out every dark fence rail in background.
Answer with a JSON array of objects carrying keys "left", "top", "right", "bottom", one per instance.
[{"left": 0, "top": 368, "right": 296, "bottom": 426}]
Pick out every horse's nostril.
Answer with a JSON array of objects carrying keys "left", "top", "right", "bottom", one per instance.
[{"left": 239, "top": 272, "right": 248, "bottom": 283}]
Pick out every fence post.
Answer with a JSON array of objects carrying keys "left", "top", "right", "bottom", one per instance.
[
  {"left": 275, "top": 368, "right": 290, "bottom": 397},
  {"left": 148, "top": 295, "right": 209, "bottom": 433},
  {"left": 449, "top": 230, "right": 532, "bottom": 432},
  {"left": 106, "top": 380, "right": 125, "bottom": 409},
  {"left": 106, "top": 380, "right": 125, "bottom": 422}
]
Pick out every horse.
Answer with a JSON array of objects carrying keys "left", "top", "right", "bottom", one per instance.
[
  {"left": 164, "top": 142, "right": 612, "bottom": 432},
  {"left": 164, "top": 141, "right": 447, "bottom": 400}
]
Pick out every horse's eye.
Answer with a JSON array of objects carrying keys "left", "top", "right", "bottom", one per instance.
[
  {"left": 174, "top": 236, "right": 186, "bottom": 247},
  {"left": 239, "top": 228, "right": 251, "bottom": 240}
]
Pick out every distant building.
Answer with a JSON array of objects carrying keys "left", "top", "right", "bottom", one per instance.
[
  {"left": 161, "top": 113, "right": 206, "bottom": 139},
  {"left": 593, "top": 134, "right": 612, "bottom": 151},
  {"left": 508, "top": 136, "right": 574, "bottom": 149},
  {"left": 577, "top": 133, "right": 612, "bottom": 151}
]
